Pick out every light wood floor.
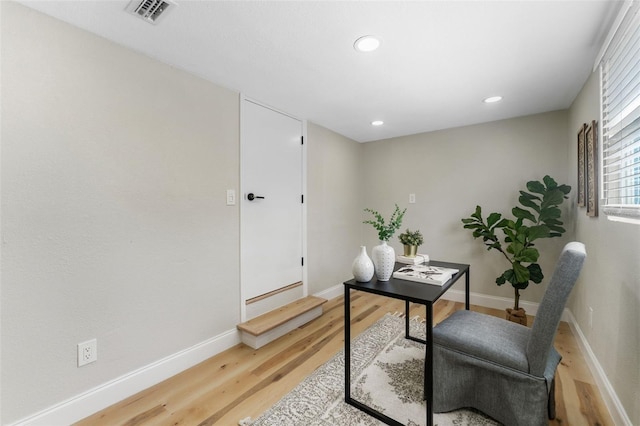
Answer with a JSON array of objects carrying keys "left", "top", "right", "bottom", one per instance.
[{"left": 76, "top": 293, "right": 613, "bottom": 425}]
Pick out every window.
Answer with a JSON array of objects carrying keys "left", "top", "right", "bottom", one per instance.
[{"left": 599, "top": 1, "right": 640, "bottom": 222}]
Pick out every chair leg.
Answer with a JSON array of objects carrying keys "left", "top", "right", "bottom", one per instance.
[{"left": 548, "top": 377, "right": 556, "bottom": 420}]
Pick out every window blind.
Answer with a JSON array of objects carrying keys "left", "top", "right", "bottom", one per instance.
[{"left": 600, "top": 1, "right": 640, "bottom": 221}]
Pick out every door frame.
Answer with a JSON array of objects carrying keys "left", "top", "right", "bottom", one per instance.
[{"left": 239, "top": 94, "right": 308, "bottom": 322}]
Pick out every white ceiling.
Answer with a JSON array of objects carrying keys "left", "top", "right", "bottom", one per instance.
[{"left": 18, "top": 0, "right": 621, "bottom": 142}]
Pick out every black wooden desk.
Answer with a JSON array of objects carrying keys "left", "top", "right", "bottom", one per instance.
[{"left": 343, "top": 260, "right": 470, "bottom": 426}]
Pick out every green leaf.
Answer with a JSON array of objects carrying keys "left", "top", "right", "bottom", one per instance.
[
  {"left": 487, "top": 212, "right": 502, "bottom": 228},
  {"left": 519, "top": 190, "right": 541, "bottom": 201},
  {"left": 495, "top": 218, "right": 510, "bottom": 228},
  {"left": 541, "top": 189, "right": 564, "bottom": 208},
  {"left": 514, "top": 217, "right": 524, "bottom": 229},
  {"left": 503, "top": 227, "right": 517, "bottom": 242},
  {"left": 528, "top": 263, "right": 544, "bottom": 283},
  {"left": 548, "top": 225, "right": 566, "bottom": 235},
  {"left": 497, "top": 269, "right": 514, "bottom": 286},
  {"left": 515, "top": 247, "right": 539, "bottom": 263},
  {"left": 518, "top": 196, "right": 541, "bottom": 213},
  {"left": 471, "top": 205, "right": 482, "bottom": 220},
  {"left": 489, "top": 242, "right": 502, "bottom": 250},
  {"left": 527, "top": 225, "right": 550, "bottom": 242},
  {"left": 513, "top": 280, "right": 530, "bottom": 290},
  {"left": 543, "top": 175, "right": 558, "bottom": 189},
  {"left": 558, "top": 184, "right": 571, "bottom": 195},
  {"left": 507, "top": 242, "right": 524, "bottom": 256},
  {"left": 463, "top": 224, "right": 482, "bottom": 230},
  {"left": 505, "top": 269, "right": 520, "bottom": 286},
  {"left": 512, "top": 206, "right": 536, "bottom": 223},
  {"left": 512, "top": 262, "right": 530, "bottom": 283},
  {"left": 544, "top": 218, "right": 563, "bottom": 227},
  {"left": 527, "top": 180, "right": 546, "bottom": 194},
  {"left": 539, "top": 207, "right": 561, "bottom": 222}
]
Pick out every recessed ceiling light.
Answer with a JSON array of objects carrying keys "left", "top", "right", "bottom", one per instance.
[
  {"left": 483, "top": 96, "right": 503, "bottom": 103},
  {"left": 371, "top": 120, "right": 384, "bottom": 126},
  {"left": 354, "top": 36, "right": 381, "bottom": 52}
]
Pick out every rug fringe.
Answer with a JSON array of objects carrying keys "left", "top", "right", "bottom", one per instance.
[
  {"left": 387, "top": 311, "right": 427, "bottom": 324},
  {"left": 238, "top": 416, "right": 252, "bottom": 425},
  {"left": 411, "top": 315, "right": 426, "bottom": 324},
  {"left": 389, "top": 311, "right": 426, "bottom": 323}
]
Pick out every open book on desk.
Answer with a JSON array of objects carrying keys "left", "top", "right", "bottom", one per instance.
[{"left": 392, "top": 264, "right": 459, "bottom": 286}]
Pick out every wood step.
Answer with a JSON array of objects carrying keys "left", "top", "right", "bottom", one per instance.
[{"left": 237, "top": 295, "right": 327, "bottom": 349}]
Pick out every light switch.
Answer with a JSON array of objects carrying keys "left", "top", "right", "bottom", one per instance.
[
  {"left": 226, "top": 189, "right": 236, "bottom": 206},
  {"left": 409, "top": 193, "right": 416, "bottom": 204}
]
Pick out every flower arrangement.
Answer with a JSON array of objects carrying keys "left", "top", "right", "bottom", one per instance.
[
  {"left": 398, "top": 229, "right": 424, "bottom": 247},
  {"left": 363, "top": 204, "right": 406, "bottom": 242}
]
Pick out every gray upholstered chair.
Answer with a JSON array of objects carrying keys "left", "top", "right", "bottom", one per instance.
[{"left": 432, "top": 242, "right": 586, "bottom": 426}]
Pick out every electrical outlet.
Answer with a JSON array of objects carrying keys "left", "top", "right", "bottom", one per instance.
[
  {"left": 588, "top": 307, "right": 594, "bottom": 329},
  {"left": 78, "top": 339, "right": 97, "bottom": 367},
  {"left": 409, "top": 193, "right": 416, "bottom": 204}
]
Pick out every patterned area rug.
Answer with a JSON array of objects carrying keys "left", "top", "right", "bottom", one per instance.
[{"left": 240, "top": 313, "right": 499, "bottom": 426}]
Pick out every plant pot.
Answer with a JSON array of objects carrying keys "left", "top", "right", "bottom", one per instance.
[
  {"left": 371, "top": 241, "right": 395, "bottom": 281},
  {"left": 352, "top": 246, "right": 374, "bottom": 282},
  {"left": 403, "top": 244, "right": 418, "bottom": 257},
  {"left": 506, "top": 307, "right": 528, "bottom": 326}
]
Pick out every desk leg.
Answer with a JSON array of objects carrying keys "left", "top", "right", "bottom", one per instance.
[
  {"left": 425, "top": 303, "right": 433, "bottom": 426},
  {"left": 344, "top": 287, "right": 351, "bottom": 403},
  {"left": 405, "top": 300, "right": 410, "bottom": 338},
  {"left": 465, "top": 270, "right": 470, "bottom": 310}
]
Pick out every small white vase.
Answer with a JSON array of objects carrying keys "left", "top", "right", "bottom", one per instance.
[
  {"left": 371, "top": 241, "right": 396, "bottom": 281},
  {"left": 352, "top": 246, "right": 374, "bottom": 282}
]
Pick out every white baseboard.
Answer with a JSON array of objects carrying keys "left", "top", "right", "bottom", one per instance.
[
  {"left": 440, "top": 289, "right": 578, "bottom": 323},
  {"left": 564, "top": 311, "right": 632, "bottom": 426},
  {"left": 441, "top": 289, "right": 540, "bottom": 315},
  {"left": 313, "top": 283, "right": 343, "bottom": 301},
  {"left": 9, "top": 328, "right": 241, "bottom": 426}
]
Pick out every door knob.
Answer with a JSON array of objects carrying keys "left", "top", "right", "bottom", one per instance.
[{"left": 247, "top": 193, "right": 265, "bottom": 201}]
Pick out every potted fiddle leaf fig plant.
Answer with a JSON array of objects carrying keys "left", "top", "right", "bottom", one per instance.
[
  {"left": 398, "top": 229, "right": 424, "bottom": 257},
  {"left": 363, "top": 204, "right": 406, "bottom": 281},
  {"left": 461, "top": 175, "right": 571, "bottom": 325}
]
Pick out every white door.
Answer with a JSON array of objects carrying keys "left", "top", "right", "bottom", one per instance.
[{"left": 241, "top": 99, "right": 304, "bottom": 312}]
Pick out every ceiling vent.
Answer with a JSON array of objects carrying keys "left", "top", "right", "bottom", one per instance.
[{"left": 126, "top": 0, "right": 176, "bottom": 25}]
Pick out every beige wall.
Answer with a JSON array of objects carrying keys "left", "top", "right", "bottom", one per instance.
[
  {"left": 307, "top": 123, "right": 364, "bottom": 296},
  {"left": 1, "top": 2, "right": 242, "bottom": 422},
  {"left": 1, "top": 3, "right": 363, "bottom": 423},
  {"left": 567, "top": 71, "right": 640, "bottom": 425},
  {"left": 361, "top": 111, "right": 572, "bottom": 301}
]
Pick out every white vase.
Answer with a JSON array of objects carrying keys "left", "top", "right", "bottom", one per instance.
[
  {"left": 352, "top": 246, "right": 374, "bottom": 282},
  {"left": 371, "top": 241, "right": 396, "bottom": 281}
]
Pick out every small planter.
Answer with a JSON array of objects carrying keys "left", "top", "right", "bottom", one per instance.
[
  {"left": 506, "top": 308, "right": 528, "bottom": 326},
  {"left": 398, "top": 229, "right": 423, "bottom": 258},
  {"left": 403, "top": 244, "right": 418, "bottom": 257}
]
